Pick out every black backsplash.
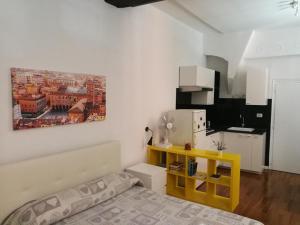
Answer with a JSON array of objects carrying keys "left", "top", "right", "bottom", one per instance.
[{"left": 176, "top": 90, "right": 272, "bottom": 166}]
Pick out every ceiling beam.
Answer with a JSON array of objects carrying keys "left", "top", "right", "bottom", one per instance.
[{"left": 105, "top": 0, "right": 164, "bottom": 8}]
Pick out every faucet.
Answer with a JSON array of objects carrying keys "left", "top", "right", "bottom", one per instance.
[{"left": 240, "top": 114, "right": 245, "bottom": 127}]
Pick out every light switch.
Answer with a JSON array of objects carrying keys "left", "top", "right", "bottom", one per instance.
[{"left": 256, "top": 113, "right": 263, "bottom": 118}]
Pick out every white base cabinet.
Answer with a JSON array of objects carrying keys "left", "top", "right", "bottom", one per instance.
[
  {"left": 222, "top": 132, "right": 266, "bottom": 173},
  {"left": 195, "top": 133, "right": 221, "bottom": 186},
  {"left": 196, "top": 132, "right": 221, "bottom": 172},
  {"left": 251, "top": 134, "right": 266, "bottom": 173},
  {"left": 206, "top": 132, "right": 221, "bottom": 150}
]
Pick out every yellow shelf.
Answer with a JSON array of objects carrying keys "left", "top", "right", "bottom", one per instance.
[
  {"left": 167, "top": 169, "right": 186, "bottom": 177},
  {"left": 167, "top": 188, "right": 185, "bottom": 199},
  {"left": 205, "top": 195, "right": 232, "bottom": 211},
  {"left": 147, "top": 145, "right": 240, "bottom": 212},
  {"left": 207, "top": 175, "right": 231, "bottom": 187},
  {"left": 187, "top": 172, "right": 231, "bottom": 187},
  {"left": 188, "top": 171, "right": 207, "bottom": 181},
  {"left": 187, "top": 191, "right": 231, "bottom": 211},
  {"left": 167, "top": 173, "right": 186, "bottom": 199}
]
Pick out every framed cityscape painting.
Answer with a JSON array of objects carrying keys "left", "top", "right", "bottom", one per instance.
[{"left": 11, "top": 68, "right": 106, "bottom": 130}]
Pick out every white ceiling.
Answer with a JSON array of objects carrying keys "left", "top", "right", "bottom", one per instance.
[{"left": 174, "top": 0, "right": 300, "bottom": 33}]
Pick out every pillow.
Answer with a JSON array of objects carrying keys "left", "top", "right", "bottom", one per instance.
[{"left": 2, "top": 172, "right": 140, "bottom": 225}]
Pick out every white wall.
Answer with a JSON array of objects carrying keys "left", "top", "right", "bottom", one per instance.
[
  {"left": 245, "top": 27, "right": 300, "bottom": 59},
  {"left": 210, "top": 27, "right": 300, "bottom": 99},
  {"left": 246, "top": 56, "right": 300, "bottom": 98},
  {"left": 217, "top": 31, "right": 252, "bottom": 76},
  {"left": 0, "top": 0, "right": 205, "bottom": 167},
  {"left": 244, "top": 27, "right": 300, "bottom": 98},
  {"left": 219, "top": 31, "right": 254, "bottom": 98},
  {"left": 153, "top": 0, "right": 223, "bottom": 57}
]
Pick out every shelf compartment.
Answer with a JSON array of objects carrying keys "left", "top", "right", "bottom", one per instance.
[
  {"left": 186, "top": 176, "right": 207, "bottom": 201},
  {"left": 186, "top": 176, "right": 197, "bottom": 191},
  {"left": 166, "top": 173, "right": 185, "bottom": 199},
  {"left": 167, "top": 152, "right": 186, "bottom": 176},
  {"left": 197, "top": 182, "right": 231, "bottom": 198},
  {"left": 215, "top": 184, "right": 230, "bottom": 198},
  {"left": 148, "top": 149, "right": 167, "bottom": 167},
  {"left": 188, "top": 171, "right": 207, "bottom": 181},
  {"left": 177, "top": 176, "right": 185, "bottom": 188},
  {"left": 167, "top": 169, "right": 186, "bottom": 177},
  {"left": 189, "top": 171, "right": 231, "bottom": 187},
  {"left": 207, "top": 175, "right": 231, "bottom": 187}
]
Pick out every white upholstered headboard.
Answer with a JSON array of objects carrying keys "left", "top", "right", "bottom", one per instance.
[{"left": 0, "top": 141, "right": 121, "bottom": 223}]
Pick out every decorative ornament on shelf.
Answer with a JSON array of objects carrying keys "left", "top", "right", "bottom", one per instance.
[
  {"left": 184, "top": 143, "right": 192, "bottom": 151},
  {"left": 158, "top": 113, "right": 176, "bottom": 148},
  {"left": 212, "top": 140, "right": 226, "bottom": 156}
]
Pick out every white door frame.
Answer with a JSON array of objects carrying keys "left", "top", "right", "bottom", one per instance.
[{"left": 269, "top": 79, "right": 300, "bottom": 169}]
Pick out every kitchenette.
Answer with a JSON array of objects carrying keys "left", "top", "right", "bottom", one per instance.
[{"left": 175, "top": 63, "right": 271, "bottom": 174}]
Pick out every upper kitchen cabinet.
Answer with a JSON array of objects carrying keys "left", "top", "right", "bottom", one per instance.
[
  {"left": 246, "top": 66, "right": 269, "bottom": 105},
  {"left": 179, "top": 66, "right": 215, "bottom": 105}
]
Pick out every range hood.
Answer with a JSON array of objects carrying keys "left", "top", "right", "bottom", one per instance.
[
  {"left": 206, "top": 55, "right": 230, "bottom": 96},
  {"left": 206, "top": 55, "right": 247, "bottom": 98},
  {"left": 105, "top": 0, "right": 164, "bottom": 8},
  {"left": 180, "top": 86, "right": 213, "bottom": 92},
  {"left": 179, "top": 66, "right": 215, "bottom": 92}
]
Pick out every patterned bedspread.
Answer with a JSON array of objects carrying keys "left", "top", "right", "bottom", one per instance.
[{"left": 54, "top": 186, "right": 263, "bottom": 225}]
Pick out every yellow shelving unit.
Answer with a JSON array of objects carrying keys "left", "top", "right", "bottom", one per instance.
[{"left": 147, "top": 145, "right": 240, "bottom": 212}]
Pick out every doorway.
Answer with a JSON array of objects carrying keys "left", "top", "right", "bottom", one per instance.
[{"left": 271, "top": 80, "right": 300, "bottom": 174}]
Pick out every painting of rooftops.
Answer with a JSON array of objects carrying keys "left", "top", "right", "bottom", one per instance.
[{"left": 11, "top": 68, "right": 106, "bottom": 130}]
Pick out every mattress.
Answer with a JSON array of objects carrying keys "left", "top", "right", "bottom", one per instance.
[{"left": 54, "top": 186, "right": 263, "bottom": 225}]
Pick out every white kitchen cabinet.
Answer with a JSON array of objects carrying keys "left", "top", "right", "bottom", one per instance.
[
  {"left": 179, "top": 66, "right": 215, "bottom": 105},
  {"left": 246, "top": 66, "right": 269, "bottom": 105},
  {"left": 179, "top": 66, "right": 215, "bottom": 89},
  {"left": 191, "top": 91, "right": 215, "bottom": 105},
  {"left": 251, "top": 134, "right": 266, "bottom": 173},
  {"left": 222, "top": 132, "right": 266, "bottom": 173},
  {"left": 207, "top": 133, "right": 221, "bottom": 167},
  {"left": 196, "top": 133, "right": 221, "bottom": 174},
  {"left": 223, "top": 133, "right": 252, "bottom": 170},
  {"left": 207, "top": 132, "right": 221, "bottom": 150}
]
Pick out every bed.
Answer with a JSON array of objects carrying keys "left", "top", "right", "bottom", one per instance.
[{"left": 0, "top": 141, "right": 263, "bottom": 225}]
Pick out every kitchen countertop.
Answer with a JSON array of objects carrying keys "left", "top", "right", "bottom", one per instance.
[{"left": 206, "top": 127, "right": 266, "bottom": 136}]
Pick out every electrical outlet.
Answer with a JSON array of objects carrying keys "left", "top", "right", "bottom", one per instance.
[{"left": 256, "top": 113, "right": 263, "bottom": 118}]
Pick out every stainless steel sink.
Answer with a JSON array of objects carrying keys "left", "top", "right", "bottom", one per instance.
[{"left": 227, "top": 127, "right": 255, "bottom": 132}]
